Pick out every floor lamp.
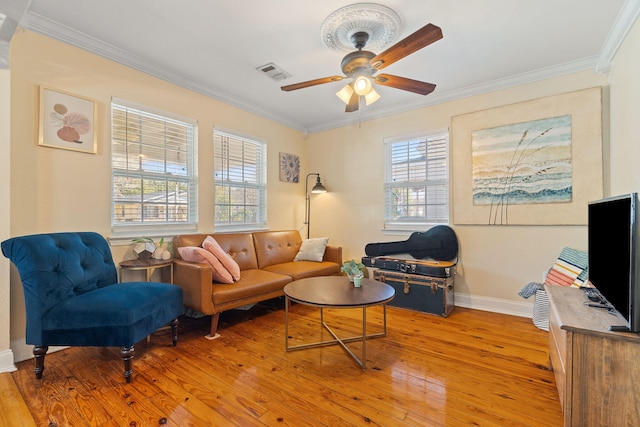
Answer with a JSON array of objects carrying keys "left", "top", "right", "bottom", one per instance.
[{"left": 304, "top": 173, "right": 327, "bottom": 239}]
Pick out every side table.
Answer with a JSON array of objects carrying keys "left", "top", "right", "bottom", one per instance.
[
  {"left": 119, "top": 258, "right": 175, "bottom": 342},
  {"left": 119, "top": 258, "right": 174, "bottom": 283}
]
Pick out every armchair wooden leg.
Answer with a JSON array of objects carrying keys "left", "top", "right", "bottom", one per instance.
[
  {"left": 33, "top": 345, "right": 48, "bottom": 379},
  {"left": 120, "top": 346, "right": 135, "bottom": 383},
  {"left": 169, "top": 318, "right": 179, "bottom": 346}
]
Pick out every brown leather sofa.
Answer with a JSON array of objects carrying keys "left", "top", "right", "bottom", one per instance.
[{"left": 172, "top": 230, "right": 342, "bottom": 338}]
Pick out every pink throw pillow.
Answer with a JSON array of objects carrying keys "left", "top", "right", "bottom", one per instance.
[
  {"left": 177, "top": 246, "right": 234, "bottom": 284},
  {"left": 203, "top": 236, "right": 241, "bottom": 281}
]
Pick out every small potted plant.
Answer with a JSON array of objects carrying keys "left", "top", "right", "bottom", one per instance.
[{"left": 341, "top": 259, "right": 366, "bottom": 287}]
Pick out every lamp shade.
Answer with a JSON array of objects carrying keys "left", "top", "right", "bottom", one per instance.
[
  {"left": 364, "top": 87, "right": 381, "bottom": 105},
  {"left": 336, "top": 84, "right": 354, "bottom": 104},
  {"left": 311, "top": 176, "right": 327, "bottom": 193}
]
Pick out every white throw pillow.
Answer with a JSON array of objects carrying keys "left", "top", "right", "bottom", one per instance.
[{"left": 294, "top": 237, "right": 329, "bottom": 262}]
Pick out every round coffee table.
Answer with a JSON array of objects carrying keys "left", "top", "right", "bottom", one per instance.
[{"left": 284, "top": 275, "right": 395, "bottom": 369}]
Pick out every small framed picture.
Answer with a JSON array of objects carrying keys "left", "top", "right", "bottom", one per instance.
[
  {"left": 279, "top": 152, "right": 300, "bottom": 183},
  {"left": 38, "top": 85, "right": 98, "bottom": 154}
]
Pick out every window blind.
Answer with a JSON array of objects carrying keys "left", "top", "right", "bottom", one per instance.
[
  {"left": 384, "top": 131, "right": 449, "bottom": 228},
  {"left": 111, "top": 102, "right": 198, "bottom": 232},
  {"left": 213, "top": 130, "right": 266, "bottom": 230}
]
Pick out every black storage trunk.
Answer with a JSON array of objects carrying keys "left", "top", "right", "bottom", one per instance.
[
  {"left": 362, "top": 256, "right": 456, "bottom": 278},
  {"left": 373, "top": 269, "right": 454, "bottom": 317}
]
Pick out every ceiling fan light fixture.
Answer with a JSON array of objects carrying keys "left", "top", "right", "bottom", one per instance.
[
  {"left": 353, "top": 75, "right": 372, "bottom": 96},
  {"left": 336, "top": 83, "right": 354, "bottom": 104},
  {"left": 364, "top": 87, "right": 381, "bottom": 105},
  {"left": 283, "top": 6, "right": 442, "bottom": 114}
]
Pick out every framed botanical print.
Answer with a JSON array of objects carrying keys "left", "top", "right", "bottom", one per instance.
[
  {"left": 279, "top": 152, "right": 300, "bottom": 183},
  {"left": 38, "top": 85, "right": 98, "bottom": 154}
]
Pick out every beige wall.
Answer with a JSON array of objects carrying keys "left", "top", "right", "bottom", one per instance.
[
  {"left": 7, "top": 30, "right": 307, "bottom": 362},
  {"left": 609, "top": 14, "right": 640, "bottom": 194},
  {"left": 9, "top": 30, "right": 307, "bottom": 240},
  {"left": 306, "top": 73, "right": 613, "bottom": 313}
]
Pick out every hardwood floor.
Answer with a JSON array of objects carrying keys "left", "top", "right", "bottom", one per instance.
[{"left": 9, "top": 300, "right": 562, "bottom": 426}]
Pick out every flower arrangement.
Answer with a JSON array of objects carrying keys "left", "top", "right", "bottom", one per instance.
[{"left": 131, "top": 237, "right": 171, "bottom": 260}]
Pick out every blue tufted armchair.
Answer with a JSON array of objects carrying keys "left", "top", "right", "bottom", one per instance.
[{"left": 1, "top": 232, "right": 185, "bottom": 383}]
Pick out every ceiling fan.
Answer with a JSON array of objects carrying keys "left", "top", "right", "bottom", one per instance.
[{"left": 281, "top": 23, "right": 443, "bottom": 113}]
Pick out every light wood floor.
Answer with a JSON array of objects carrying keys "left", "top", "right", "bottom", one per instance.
[{"left": 8, "top": 300, "right": 562, "bottom": 426}]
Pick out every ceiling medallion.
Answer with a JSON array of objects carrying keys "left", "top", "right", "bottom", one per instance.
[{"left": 320, "top": 3, "right": 401, "bottom": 53}]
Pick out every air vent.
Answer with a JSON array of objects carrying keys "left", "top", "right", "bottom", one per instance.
[{"left": 256, "top": 62, "right": 291, "bottom": 82}]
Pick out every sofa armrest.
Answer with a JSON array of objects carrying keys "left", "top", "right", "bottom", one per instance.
[
  {"left": 323, "top": 245, "right": 342, "bottom": 264},
  {"left": 173, "top": 259, "right": 215, "bottom": 314}
]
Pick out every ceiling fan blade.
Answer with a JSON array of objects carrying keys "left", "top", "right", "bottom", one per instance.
[
  {"left": 374, "top": 74, "right": 436, "bottom": 95},
  {"left": 345, "top": 91, "right": 359, "bottom": 113},
  {"left": 370, "top": 24, "right": 443, "bottom": 71},
  {"left": 281, "top": 76, "right": 344, "bottom": 91}
]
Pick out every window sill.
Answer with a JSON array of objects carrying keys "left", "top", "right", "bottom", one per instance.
[
  {"left": 213, "top": 225, "right": 269, "bottom": 234},
  {"left": 109, "top": 224, "right": 197, "bottom": 246}
]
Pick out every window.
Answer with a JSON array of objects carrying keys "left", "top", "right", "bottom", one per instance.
[
  {"left": 111, "top": 99, "right": 198, "bottom": 235},
  {"left": 384, "top": 130, "right": 449, "bottom": 229},
  {"left": 213, "top": 129, "right": 266, "bottom": 231}
]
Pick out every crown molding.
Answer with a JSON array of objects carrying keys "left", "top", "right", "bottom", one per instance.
[
  {"left": 308, "top": 0, "right": 640, "bottom": 134},
  {"left": 25, "top": 2, "right": 639, "bottom": 135},
  {"left": 306, "top": 56, "right": 599, "bottom": 133},
  {"left": 25, "top": 12, "right": 306, "bottom": 133},
  {"left": 596, "top": 0, "right": 640, "bottom": 73}
]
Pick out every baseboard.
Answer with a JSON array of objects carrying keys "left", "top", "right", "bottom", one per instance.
[
  {"left": 0, "top": 349, "right": 16, "bottom": 373},
  {"left": 455, "top": 293, "right": 534, "bottom": 318},
  {"left": 11, "top": 338, "right": 68, "bottom": 363}
]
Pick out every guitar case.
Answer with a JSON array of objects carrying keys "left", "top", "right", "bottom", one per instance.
[
  {"left": 361, "top": 256, "right": 456, "bottom": 278},
  {"left": 363, "top": 225, "right": 458, "bottom": 278},
  {"left": 364, "top": 225, "right": 459, "bottom": 261}
]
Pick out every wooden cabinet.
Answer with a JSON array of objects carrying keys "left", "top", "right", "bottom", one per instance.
[{"left": 546, "top": 285, "right": 640, "bottom": 426}]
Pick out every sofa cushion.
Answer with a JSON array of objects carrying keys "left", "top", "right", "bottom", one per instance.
[
  {"left": 262, "top": 261, "right": 340, "bottom": 281},
  {"left": 203, "top": 236, "right": 241, "bottom": 281},
  {"left": 177, "top": 246, "right": 234, "bottom": 284},
  {"left": 253, "top": 230, "right": 303, "bottom": 269},
  {"left": 42, "top": 281, "right": 184, "bottom": 346},
  {"left": 210, "top": 269, "right": 291, "bottom": 306},
  {"left": 207, "top": 233, "right": 259, "bottom": 271},
  {"left": 294, "top": 237, "right": 329, "bottom": 262}
]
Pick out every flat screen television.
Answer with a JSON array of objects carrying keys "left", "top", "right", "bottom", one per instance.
[{"left": 588, "top": 193, "right": 640, "bottom": 332}]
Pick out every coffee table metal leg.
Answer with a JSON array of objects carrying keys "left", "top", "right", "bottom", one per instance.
[
  {"left": 285, "top": 295, "right": 290, "bottom": 351},
  {"left": 285, "top": 303, "right": 388, "bottom": 370},
  {"left": 382, "top": 304, "right": 387, "bottom": 337},
  {"left": 321, "top": 319, "right": 365, "bottom": 369},
  {"left": 362, "top": 307, "right": 366, "bottom": 368}
]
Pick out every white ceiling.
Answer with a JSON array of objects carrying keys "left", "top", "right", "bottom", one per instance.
[{"left": 15, "top": 0, "right": 638, "bottom": 133}]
